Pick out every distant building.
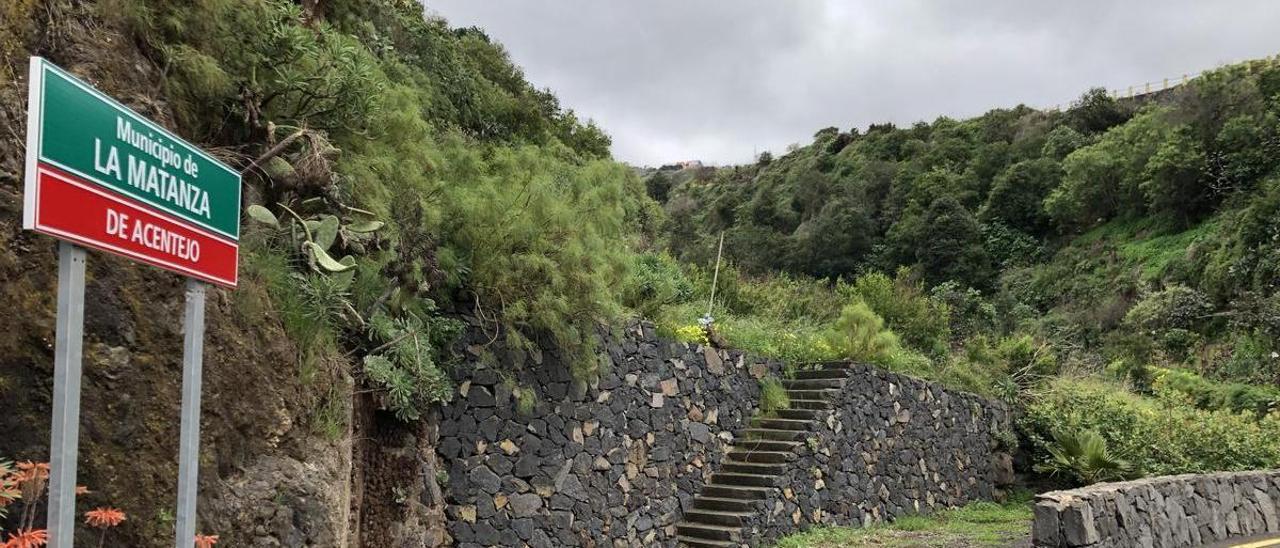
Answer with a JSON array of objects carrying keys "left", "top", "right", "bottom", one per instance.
[{"left": 657, "top": 160, "right": 704, "bottom": 171}]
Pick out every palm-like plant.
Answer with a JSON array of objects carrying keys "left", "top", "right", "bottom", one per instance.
[{"left": 1034, "top": 429, "right": 1137, "bottom": 486}]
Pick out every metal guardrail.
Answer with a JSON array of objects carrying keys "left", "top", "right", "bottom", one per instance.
[{"left": 1043, "top": 54, "right": 1280, "bottom": 111}]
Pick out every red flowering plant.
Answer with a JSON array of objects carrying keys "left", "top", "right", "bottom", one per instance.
[
  {"left": 1, "top": 528, "right": 48, "bottom": 548},
  {"left": 0, "top": 461, "right": 48, "bottom": 534},
  {"left": 84, "top": 507, "right": 125, "bottom": 548}
]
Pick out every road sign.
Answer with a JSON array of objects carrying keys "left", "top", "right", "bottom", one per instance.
[
  {"left": 24, "top": 57, "right": 231, "bottom": 548},
  {"left": 24, "top": 56, "right": 241, "bottom": 287}
]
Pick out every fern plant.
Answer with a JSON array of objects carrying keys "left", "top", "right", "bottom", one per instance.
[{"left": 1034, "top": 429, "right": 1137, "bottom": 486}]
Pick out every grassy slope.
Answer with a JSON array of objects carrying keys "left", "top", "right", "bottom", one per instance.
[{"left": 776, "top": 494, "right": 1033, "bottom": 548}]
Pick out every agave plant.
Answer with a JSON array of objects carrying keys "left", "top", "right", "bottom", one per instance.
[{"left": 1034, "top": 429, "right": 1137, "bottom": 486}]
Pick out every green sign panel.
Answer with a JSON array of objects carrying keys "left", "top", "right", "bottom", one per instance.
[{"left": 31, "top": 58, "right": 241, "bottom": 240}]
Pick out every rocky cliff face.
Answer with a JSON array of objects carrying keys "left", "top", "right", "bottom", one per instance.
[{"left": 0, "top": 3, "right": 359, "bottom": 545}]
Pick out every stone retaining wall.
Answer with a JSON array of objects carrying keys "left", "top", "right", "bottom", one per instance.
[
  {"left": 745, "top": 363, "right": 1013, "bottom": 545},
  {"left": 1033, "top": 471, "right": 1280, "bottom": 547},
  {"left": 437, "top": 323, "right": 1011, "bottom": 547}
]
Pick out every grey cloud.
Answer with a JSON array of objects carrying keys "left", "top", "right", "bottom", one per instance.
[{"left": 425, "top": 1, "right": 1280, "bottom": 166}]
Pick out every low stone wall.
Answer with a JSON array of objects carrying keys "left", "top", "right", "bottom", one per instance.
[
  {"left": 437, "top": 323, "right": 1011, "bottom": 546},
  {"left": 1033, "top": 471, "right": 1280, "bottom": 547}
]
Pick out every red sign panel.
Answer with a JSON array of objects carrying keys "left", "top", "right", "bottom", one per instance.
[{"left": 30, "top": 164, "right": 239, "bottom": 287}]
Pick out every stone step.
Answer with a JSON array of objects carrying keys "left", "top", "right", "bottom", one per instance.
[
  {"left": 792, "top": 368, "right": 851, "bottom": 380},
  {"left": 683, "top": 508, "right": 754, "bottom": 528},
  {"left": 789, "top": 399, "right": 833, "bottom": 410},
  {"left": 676, "top": 522, "right": 741, "bottom": 542},
  {"left": 751, "top": 417, "right": 813, "bottom": 431},
  {"left": 711, "top": 472, "right": 777, "bottom": 488},
  {"left": 692, "top": 496, "right": 758, "bottom": 513},
  {"left": 741, "top": 428, "right": 806, "bottom": 441},
  {"left": 733, "top": 438, "right": 801, "bottom": 452},
  {"left": 821, "top": 361, "right": 855, "bottom": 370},
  {"left": 675, "top": 535, "right": 737, "bottom": 548},
  {"left": 782, "top": 378, "right": 846, "bottom": 390},
  {"left": 721, "top": 459, "right": 785, "bottom": 475},
  {"left": 775, "top": 408, "right": 821, "bottom": 420},
  {"left": 727, "top": 449, "right": 795, "bottom": 464},
  {"left": 786, "top": 389, "right": 839, "bottom": 401},
  {"left": 701, "top": 484, "right": 773, "bottom": 500}
]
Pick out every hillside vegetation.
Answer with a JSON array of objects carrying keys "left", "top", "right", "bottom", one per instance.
[
  {"left": 2, "top": 0, "right": 1279, "bottom": 543},
  {"left": 644, "top": 61, "right": 1280, "bottom": 484},
  {"left": 0, "top": 0, "right": 663, "bottom": 543}
]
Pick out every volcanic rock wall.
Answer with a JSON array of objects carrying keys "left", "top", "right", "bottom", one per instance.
[
  {"left": 437, "top": 323, "right": 1012, "bottom": 547},
  {"left": 744, "top": 362, "right": 1013, "bottom": 545},
  {"left": 1033, "top": 471, "right": 1280, "bottom": 547}
]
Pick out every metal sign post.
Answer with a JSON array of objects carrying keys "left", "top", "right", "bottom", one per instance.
[
  {"left": 174, "top": 279, "right": 206, "bottom": 547},
  {"left": 47, "top": 242, "right": 86, "bottom": 548},
  {"left": 24, "top": 57, "right": 240, "bottom": 548}
]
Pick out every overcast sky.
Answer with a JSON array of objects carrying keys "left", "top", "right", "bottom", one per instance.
[{"left": 425, "top": 1, "right": 1280, "bottom": 167}]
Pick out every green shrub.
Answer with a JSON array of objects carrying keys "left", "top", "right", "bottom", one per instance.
[
  {"left": 1216, "top": 331, "right": 1278, "bottom": 385},
  {"left": 1046, "top": 108, "right": 1169, "bottom": 230},
  {"left": 715, "top": 314, "right": 837, "bottom": 364},
  {"left": 981, "top": 222, "right": 1045, "bottom": 268},
  {"left": 758, "top": 377, "right": 791, "bottom": 416},
  {"left": 1034, "top": 428, "right": 1137, "bottom": 486},
  {"left": 917, "top": 196, "right": 997, "bottom": 290},
  {"left": 1022, "top": 378, "right": 1280, "bottom": 476},
  {"left": 361, "top": 310, "right": 462, "bottom": 421},
  {"left": 823, "top": 300, "right": 903, "bottom": 365},
  {"left": 1041, "top": 125, "right": 1090, "bottom": 160},
  {"left": 512, "top": 384, "right": 538, "bottom": 416},
  {"left": 996, "top": 334, "right": 1058, "bottom": 385},
  {"left": 841, "top": 269, "right": 950, "bottom": 355},
  {"left": 1153, "top": 367, "right": 1280, "bottom": 417},
  {"left": 622, "top": 252, "right": 694, "bottom": 317},
  {"left": 1123, "top": 284, "right": 1213, "bottom": 331},
  {"left": 930, "top": 281, "right": 997, "bottom": 340},
  {"left": 980, "top": 158, "right": 1061, "bottom": 235}
]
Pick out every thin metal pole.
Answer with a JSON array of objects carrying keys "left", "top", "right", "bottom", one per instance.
[
  {"left": 47, "top": 242, "right": 86, "bottom": 548},
  {"left": 706, "top": 231, "right": 725, "bottom": 318},
  {"left": 174, "top": 279, "right": 206, "bottom": 547}
]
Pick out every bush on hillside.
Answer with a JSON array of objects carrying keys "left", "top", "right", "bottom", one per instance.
[
  {"left": 1034, "top": 428, "right": 1137, "bottom": 486},
  {"left": 823, "top": 300, "right": 902, "bottom": 365},
  {"left": 980, "top": 158, "right": 1062, "bottom": 236},
  {"left": 1041, "top": 125, "right": 1090, "bottom": 160},
  {"left": 1022, "top": 378, "right": 1280, "bottom": 476},
  {"left": 1123, "top": 284, "right": 1213, "bottom": 332},
  {"left": 1152, "top": 367, "right": 1280, "bottom": 417},
  {"left": 1046, "top": 108, "right": 1169, "bottom": 230},
  {"left": 623, "top": 252, "right": 694, "bottom": 317},
  {"left": 1216, "top": 331, "right": 1279, "bottom": 386},
  {"left": 119, "top": 0, "right": 664, "bottom": 398},
  {"left": 841, "top": 269, "right": 951, "bottom": 355},
  {"left": 1067, "top": 87, "right": 1133, "bottom": 134},
  {"left": 930, "top": 281, "right": 997, "bottom": 340},
  {"left": 918, "top": 197, "right": 995, "bottom": 290}
]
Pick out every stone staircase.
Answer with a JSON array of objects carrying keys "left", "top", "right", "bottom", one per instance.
[{"left": 674, "top": 363, "right": 851, "bottom": 547}]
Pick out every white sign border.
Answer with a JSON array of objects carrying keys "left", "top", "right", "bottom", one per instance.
[{"left": 23, "top": 56, "right": 44, "bottom": 231}]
